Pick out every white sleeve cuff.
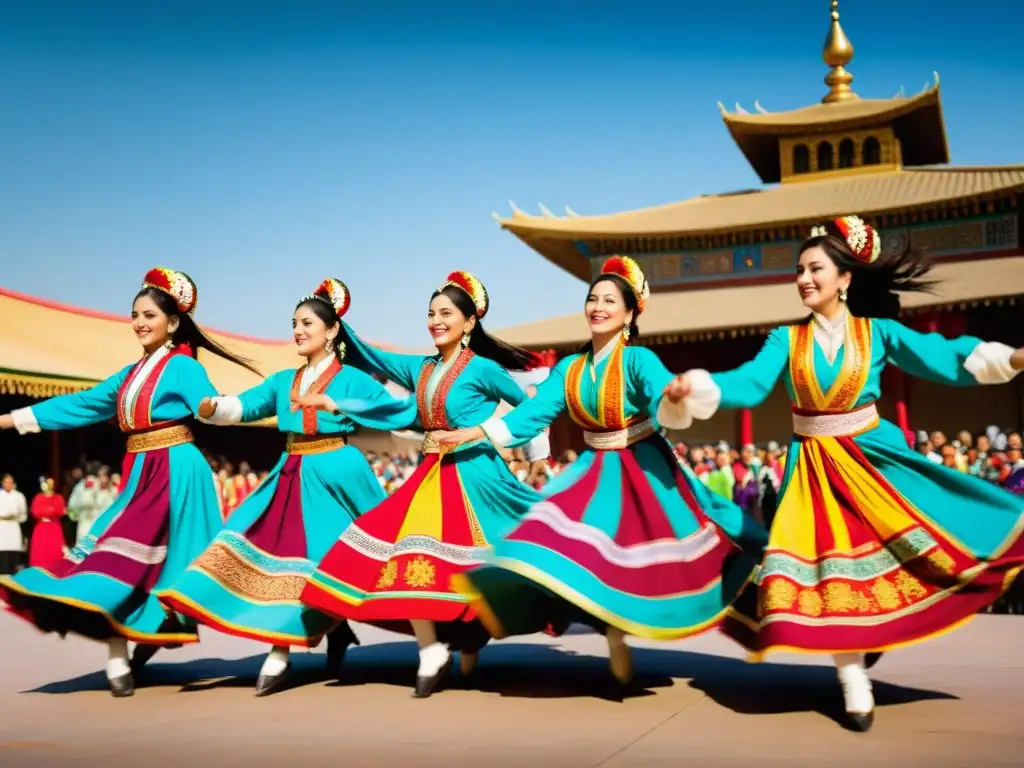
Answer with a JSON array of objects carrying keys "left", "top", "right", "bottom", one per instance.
[
  {"left": 656, "top": 369, "right": 722, "bottom": 430},
  {"left": 199, "top": 396, "right": 244, "bottom": 425},
  {"left": 964, "top": 342, "right": 1019, "bottom": 385},
  {"left": 481, "top": 415, "right": 514, "bottom": 449},
  {"left": 523, "top": 431, "right": 551, "bottom": 462},
  {"left": 11, "top": 407, "right": 40, "bottom": 435}
]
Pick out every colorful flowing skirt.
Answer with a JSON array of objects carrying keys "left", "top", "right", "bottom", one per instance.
[
  {"left": 158, "top": 443, "right": 385, "bottom": 648},
  {"left": 453, "top": 436, "right": 767, "bottom": 640},
  {"left": 301, "top": 444, "right": 539, "bottom": 649},
  {"left": 723, "top": 417, "right": 1024, "bottom": 660},
  {"left": 0, "top": 442, "right": 222, "bottom": 645}
]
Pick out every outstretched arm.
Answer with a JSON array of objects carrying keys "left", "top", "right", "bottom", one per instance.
[
  {"left": 340, "top": 321, "right": 426, "bottom": 393},
  {"left": 199, "top": 372, "right": 282, "bottom": 426},
  {"left": 882, "top": 319, "right": 1024, "bottom": 386},
  {"left": 1, "top": 366, "right": 131, "bottom": 433}
]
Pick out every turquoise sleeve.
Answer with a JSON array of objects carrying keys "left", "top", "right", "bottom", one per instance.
[
  {"left": 31, "top": 366, "right": 132, "bottom": 431},
  {"left": 172, "top": 357, "right": 221, "bottom": 414},
  {"left": 478, "top": 360, "right": 528, "bottom": 407},
  {"left": 341, "top": 320, "right": 425, "bottom": 392},
  {"left": 500, "top": 358, "right": 570, "bottom": 445},
  {"left": 711, "top": 328, "right": 790, "bottom": 409},
  {"left": 629, "top": 347, "right": 676, "bottom": 418},
  {"left": 324, "top": 367, "right": 419, "bottom": 431},
  {"left": 238, "top": 371, "right": 284, "bottom": 423},
  {"left": 880, "top": 319, "right": 983, "bottom": 386}
]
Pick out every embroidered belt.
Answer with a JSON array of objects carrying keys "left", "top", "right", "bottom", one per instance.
[
  {"left": 583, "top": 419, "right": 655, "bottom": 451},
  {"left": 125, "top": 424, "right": 194, "bottom": 453},
  {"left": 792, "top": 402, "right": 879, "bottom": 438},
  {"left": 286, "top": 434, "right": 347, "bottom": 455},
  {"left": 420, "top": 431, "right": 482, "bottom": 456}
]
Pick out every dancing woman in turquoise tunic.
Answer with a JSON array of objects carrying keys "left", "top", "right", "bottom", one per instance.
[
  {"left": 0, "top": 268, "right": 259, "bottom": 697},
  {"left": 158, "top": 278, "right": 417, "bottom": 697},
  {"left": 670, "top": 215, "right": 1024, "bottom": 731},
  {"left": 298, "top": 270, "right": 543, "bottom": 698},
  {"left": 437, "top": 256, "right": 768, "bottom": 686}
]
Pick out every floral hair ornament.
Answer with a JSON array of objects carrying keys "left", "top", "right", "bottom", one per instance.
[
  {"left": 599, "top": 255, "right": 650, "bottom": 313},
  {"left": 142, "top": 267, "right": 198, "bottom": 315},
  {"left": 309, "top": 277, "right": 351, "bottom": 320},
  {"left": 440, "top": 270, "right": 488, "bottom": 319},
  {"left": 811, "top": 215, "right": 882, "bottom": 264}
]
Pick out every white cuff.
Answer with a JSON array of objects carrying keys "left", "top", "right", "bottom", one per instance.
[
  {"left": 656, "top": 369, "right": 722, "bottom": 430},
  {"left": 964, "top": 342, "right": 1019, "bottom": 385},
  {"left": 481, "top": 416, "right": 514, "bottom": 449},
  {"left": 11, "top": 407, "right": 40, "bottom": 434},
  {"left": 523, "top": 432, "right": 551, "bottom": 463},
  {"left": 199, "top": 396, "right": 243, "bottom": 425}
]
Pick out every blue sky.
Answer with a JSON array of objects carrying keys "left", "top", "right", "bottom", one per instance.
[{"left": 1, "top": 0, "right": 1021, "bottom": 347}]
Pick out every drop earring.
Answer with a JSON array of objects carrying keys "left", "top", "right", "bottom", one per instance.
[
  {"left": 839, "top": 287, "right": 848, "bottom": 302},
  {"left": 325, "top": 338, "right": 335, "bottom": 354},
  {"left": 461, "top": 331, "right": 471, "bottom": 348}
]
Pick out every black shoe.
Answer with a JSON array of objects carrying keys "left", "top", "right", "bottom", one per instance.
[
  {"left": 412, "top": 655, "right": 452, "bottom": 699},
  {"left": 845, "top": 710, "right": 874, "bottom": 733},
  {"left": 864, "top": 652, "right": 883, "bottom": 670},
  {"left": 109, "top": 673, "right": 135, "bottom": 698},
  {"left": 254, "top": 663, "right": 292, "bottom": 697},
  {"left": 325, "top": 623, "right": 360, "bottom": 678}
]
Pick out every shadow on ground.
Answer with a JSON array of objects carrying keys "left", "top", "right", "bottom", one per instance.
[{"left": 22, "top": 638, "right": 957, "bottom": 725}]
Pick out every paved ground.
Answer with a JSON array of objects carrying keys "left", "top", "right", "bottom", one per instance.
[{"left": 0, "top": 612, "right": 1022, "bottom": 767}]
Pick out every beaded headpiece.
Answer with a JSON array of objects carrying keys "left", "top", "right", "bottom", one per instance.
[
  {"left": 439, "top": 270, "right": 488, "bottom": 319},
  {"left": 142, "top": 267, "right": 198, "bottom": 315},
  {"left": 599, "top": 255, "right": 650, "bottom": 313},
  {"left": 809, "top": 215, "right": 882, "bottom": 264},
  {"left": 308, "top": 277, "right": 351, "bottom": 320}
]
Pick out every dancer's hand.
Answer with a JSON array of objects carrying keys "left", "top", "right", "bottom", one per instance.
[
  {"left": 525, "top": 385, "right": 538, "bottom": 398},
  {"left": 436, "top": 427, "right": 484, "bottom": 448},
  {"left": 662, "top": 374, "right": 691, "bottom": 404},
  {"left": 292, "top": 393, "right": 339, "bottom": 414},
  {"left": 197, "top": 398, "right": 217, "bottom": 419},
  {"left": 0, "top": 414, "right": 13, "bottom": 430},
  {"left": 1011, "top": 348, "right": 1024, "bottom": 370}
]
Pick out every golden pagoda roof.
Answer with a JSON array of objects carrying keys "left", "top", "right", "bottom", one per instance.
[
  {"left": 492, "top": 256, "right": 1024, "bottom": 348},
  {"left": 498, "top": 165, "right": 1024, "bottom": 281},
  {"left": 722, "top": 84, "right": 948, "bottom": 182},
  {"left": 0, "top": 287, "right": 404, "bottom": 426}
]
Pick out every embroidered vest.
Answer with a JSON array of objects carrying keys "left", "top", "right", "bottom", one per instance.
[
  {"left": 116, "top": 346, "right": 186, "bottom": 432},
  {"left": 290, "top": 358, "right": 344, "bottom": 435},
  {"left": 563, "top": 339, "right": 635, "bottom": 431},
  {"left": 788, "top": 313, "right": 872, "bottom": 412},
  {"left": 415, "top": 349, "right": 474, "bottom": 430}
]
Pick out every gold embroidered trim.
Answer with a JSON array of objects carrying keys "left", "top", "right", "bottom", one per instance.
[
  {"left": 125, "top": 424, "right": 194, "bottom": 453},
  {"left": 285, "top": 434, "right": 346, "bottom": 455}
]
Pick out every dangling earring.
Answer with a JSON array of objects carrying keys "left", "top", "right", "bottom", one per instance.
[
  {"left": 461, "top": 331, "right": 471, "bottom": 348},
  {"left": 336, "top": 341, "right": 346, "bottom": 361},
  {"left": 325, "top": 337, "right": 335, "bottom": 354},
  {"left": 621, "top": 325, "right": 631, "bottom": 344},
  {"left": 839, "top": 287, "right": 848, "bottom": 302}
]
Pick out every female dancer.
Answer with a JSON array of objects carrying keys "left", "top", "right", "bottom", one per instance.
[
  {"left": 298, "top": 271, "right": 542, "bottom": 698},
  {"left": 436, "top": 256, "right": 767, "bottom": 685},
  {"left": 0, "top": 268, "right": 258, "bottom": 696},
  {"left": 668, "top": 215, "right": 1024, "bottom": 731},
  {"left": 158, "top": 278, "right": 417, "bottom": 697}
]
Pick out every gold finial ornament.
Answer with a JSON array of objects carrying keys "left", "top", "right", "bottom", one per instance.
[{"left": 822, "top": 0, "right": 858, "bottom": 104}]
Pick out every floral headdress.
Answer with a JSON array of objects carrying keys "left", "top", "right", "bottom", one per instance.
[
  {"left": 439, "top": 270, "right": 488, "bottom": 319},
  {"left": 142, "top": 268, "right": 198, "bottom": 315},
  {"left": 308, "top": 277, "right": 351, "bottom": 320},
  {"left": 599, "top": 255, "right": 650, "bottom": 314},
  {"left": 809, "top": 215, "right": 882, "bottom": 264}
]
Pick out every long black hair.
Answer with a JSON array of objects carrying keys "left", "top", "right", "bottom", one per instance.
[
  {"left": 134, "top": 287, "right": 261, "bottom": 376},
  {"left": 801, "top": 226, "right": 936, "bottom": 320},
  {"left": 431, "top": 284, "right": 534, "bottom": 372},
  {"left": 578, "top": 273, "right": 641, "bottom": 354},
  {"left": 294, "top": 296, "right": 347, "bottom": 364}
]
